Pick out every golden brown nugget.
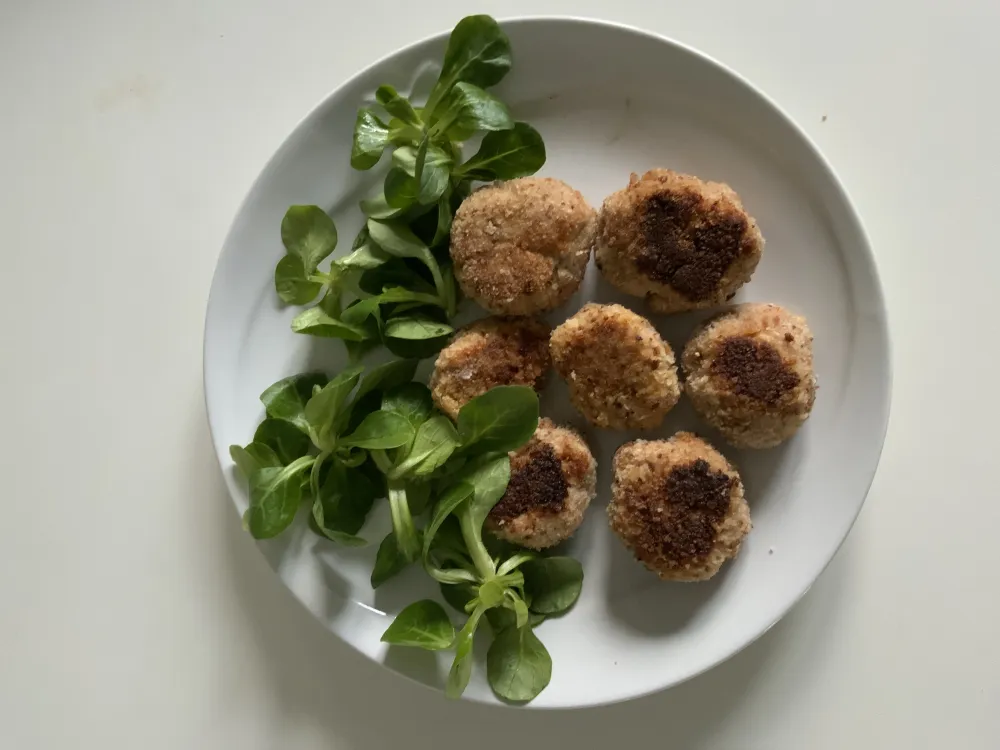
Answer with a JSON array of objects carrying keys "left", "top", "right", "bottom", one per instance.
[
  {"left": 549, "top": 303, "right": 680, "bottom": 430},
  {"left": 450, "top": 177, "right": 596, "bottom": 316},
  {"left": 596, "top": 169, "right": 763, "bottom": 313},
  {"left": 609, "top": 433, "right": 750, "bottom": 581}
]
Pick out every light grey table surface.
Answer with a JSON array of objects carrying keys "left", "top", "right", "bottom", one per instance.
[{"left": 1, "top": 1, "right": 997, "bottom": 747}]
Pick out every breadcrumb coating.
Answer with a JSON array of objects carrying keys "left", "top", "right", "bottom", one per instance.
[
  {"left": 487, "top": 418, "right": 597, "bottom": 549},
  {"left": 595, "top": 169, "right": 763, "bottom": 313},
  {"left": 450, "top": 177, "right": 596, "bottom": 315},
  {"left": 683, "top": 303, "right": 816, "bottom": 448},
  {"left": 609, "top": 433, "right": 750, "bottom": 581},
  {"left": 549, "top": 303, "right": 680, "bottom": 430},
  {"left": 431, "top": 317, "right": 551, "bottom": 419}
]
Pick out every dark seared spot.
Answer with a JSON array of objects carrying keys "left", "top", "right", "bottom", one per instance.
[
  {"left": 629, "top": 459, "right": 733, "bottom": 566},
  {"left": 635, "top": 192, "right": 748, "bottom": 301},
  {"left": 712, "top": 336, "right": 799, "bottom": 405},
  {"left": 489, "top": 442, "right": 567, "bottom": 522}
]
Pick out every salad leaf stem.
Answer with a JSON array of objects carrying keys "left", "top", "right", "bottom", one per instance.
[
  {"left": 369, "top": 448, "right": 394, "bottom": 475},
  {"left": 496, "top": 552, "right": 535, "bottom": 577},
  {"left": 459, "top": 505, "right": 496, "bottom": 580},
  {"left": 388, "top": 478, "right": 421, "bottom": 561},
  {"left": 309, "top": 449, "right": 330, "bottom": 500}
]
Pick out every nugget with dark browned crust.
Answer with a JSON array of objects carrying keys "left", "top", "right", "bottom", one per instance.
[
  {"left": 609, "top": 433, "right": 750, "bottom": 581},
  {"left": 595, "top": 169, "right": 764, "bottom": 313},
  {"left": 549, "top": 303, "right": 680, "bottom": 430},
  {"left": 450, "top": 177, "right": 596, "bottom": 315},
  {"left": 486, "top": 418, "right": 597, "bottom": 550},
  {"left": 430, "top": 316, "right": 551, "bottom": 419},
  {"left": 683, "top": 303, "right": 816, "bottom": 448}
]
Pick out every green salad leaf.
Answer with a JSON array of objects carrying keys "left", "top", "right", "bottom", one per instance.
[
  {"left": 384, "top": 314, "right": 454, "bottom": 340},
  {"left": 322, "top": 463, "right": 380, "bottom": 533},
  {"left": 253, "top": 419, "right": 312, "bottom": 464},
  {"left": 426, "top": 15, "right": 512, "bottom": 114},
  {"left": 245, "top": 456, "right": 314, "bottom": 539},
  {"left": 340, "top": 411, "right": 414, "bottom": 449},
  {"left": 382, "top": 600, "right": 455, "bottom": 650},
  {"left": 375, "top": 84, "right": 422, "bottom": 128},
  {"left": 434, "top": 82, "right": 514, "bottom": 138},
  {"left": 274, "top": 254, "right": 323, "bottom": 305},
  {"left": 290, "top": 308, "right": 369, "bottom": 340},
  {"left": 351, "top": 109, "right": 391, "bottom": 169},
  {"left": 457, "top": 385, "right": 540, "bottom": 455},
  {"left": 339, "top": 241, "right": 390, "bottom": 270},
  {"left": 521, "top": 557, "right": 584, "bottom": 615},
  {"left": 372, "top": 531, "right": 408, "bottom": 588},
  {"left": 229, "top": 443, "right": 281, "bottom": 478},
  {"left": 355, "top": 359, "right": 419, "bottom": 401},
  {"left": 260, "top": 373, "right": 328, "bottom": 433},
  {"left": 382, "top": 382, "right": 434, "bottom": 428},
  {"left": 456, "top": 122, "right": 546, "bottom": 181},
  {"left": 281, "top": 205, "right": 338, "bottom": 273},
  {"left": 486, "top": 623, "right": 552, "bottom": 702},
  {"left": 304, "top": 366, "right": 364, "bottom": 449},
  {"left": 394, "top": 415, "right": 459, "bottom": 477}
]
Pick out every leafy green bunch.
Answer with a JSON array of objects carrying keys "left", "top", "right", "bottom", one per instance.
[
  {"left": 271, "top": 15, "right": 546, "bottom": 363},
  {"left": 273, "top": 206, "right": 459, "bottom": 363},
  {"left": 227, "top": 358, "right": 495, "bottom": 553},
  {"left": 351, "top": 14, "right": 546, "bottom": 214},
  {"left": 229, "top": 359, "right": 421, "bottom": 542},
  {"left": 368, "top": 383, "right": 539, "bottom": 578},
  {"left": 227, "top": 355, "right": 543, "bottom": 567},
  {"left": 384, "top": 498, "right": 583, "bottom": 701},
  {"left": 230, "top": 363, "right": 584, "bottom": 701}
]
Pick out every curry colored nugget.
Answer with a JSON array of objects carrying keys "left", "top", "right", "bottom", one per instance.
[
  {"left": 486, "top": 418, "right": 596, "bottom": 550},
  {"left": 609, "top": 433, "right": 750, "bottom": 581},
  {"left": 683, "top": 303, "right": 816, "bottom": 448},
  {"left": 595, "top": 169, "right": 763, "bottom": 313},
  {"left": 450, "top": 177, "right": 596, "bottom": 316},
  {"left": 549, "top": 303, "right": 680, "bottom": 430},
  {"left": 431, "top": 316, "right": 551, "bottom": 420}
]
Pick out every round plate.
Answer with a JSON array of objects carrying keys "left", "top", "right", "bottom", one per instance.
[{"left": 204, "top": 17, "right": 890, "bottom": 708}]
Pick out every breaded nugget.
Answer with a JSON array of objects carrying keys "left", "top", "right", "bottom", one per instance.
[
  {"left": 595, "top": 169, "right": 764, "bottom": 313},
  {"left": 549, "top": 303, "right": 680, "bottom": 430},
  {"left": 486, "top": 418, "right": 597, "bottom": 550},
  {"left": 683, "top": 303, "right": 816, "bottom": 448},
  {"left": 609, "top": 433, "right": 750, "bottom": 581},
  {"left": 450, "top": 177, "right": 596, "bottom": 315},
  {"left": 430, "top": 316, "right": 551, "bottom": 419}
]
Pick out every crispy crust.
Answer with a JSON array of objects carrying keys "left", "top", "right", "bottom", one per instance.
[
  {"left": 682, "top": 303, "right": 817, "bottom": 448},
  {"left": 549, "top": 303, "right": 680, "bottom": 430},
  {"left": 595, "top": 169, "right": 763, "bottom": 313},
  {"left": 486, "top": 418, "right": 597, "bottom": 549},
  {"left": 450, "top": 177, "right": 596, "bottom": 315},
  {"left": 430, "top": 316, "right": 551, "bottom": 420},
  {"left": 609, "top": 433, "right": 751, "bottom": 581}
]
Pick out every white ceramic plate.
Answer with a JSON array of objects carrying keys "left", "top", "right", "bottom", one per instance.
[{"left": 204, "top": 17, "right": 890, "bottom": 708}]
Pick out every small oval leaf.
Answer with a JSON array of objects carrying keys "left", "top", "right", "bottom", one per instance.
[
  {"left": 486, "top": 625, "right": 552, "bottom": 702},
  {"left": 381, "top": 600, "right": 455, "bottom": 650},
  {"left": 384, "top": 315, "right": 454, "bottom": 340}
]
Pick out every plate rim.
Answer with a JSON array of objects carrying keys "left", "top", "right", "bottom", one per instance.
[{"left": 203, "top": 14, "right": 892, "bottom": 708}]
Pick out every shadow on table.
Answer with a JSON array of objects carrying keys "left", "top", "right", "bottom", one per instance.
[{"left": 198, "top": 411, "right": 853, "bottom": 750}]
